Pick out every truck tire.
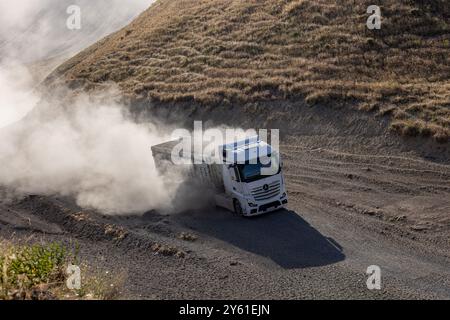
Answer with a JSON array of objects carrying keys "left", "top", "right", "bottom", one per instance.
[{"left": 233, "top": 199, "right": 244, "bottom": 216}]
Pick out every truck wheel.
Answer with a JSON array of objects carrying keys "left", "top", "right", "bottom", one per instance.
[{"left": 233, "top": 199, "right": 244, "bottom": 216}]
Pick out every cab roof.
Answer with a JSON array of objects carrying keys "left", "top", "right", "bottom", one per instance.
[{"left": 221, "top": 136, "right": 273, "bottom": 164}]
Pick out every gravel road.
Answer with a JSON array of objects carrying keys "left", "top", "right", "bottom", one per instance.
[{"left": 1, "top": 138, "right": 449, "bottom": 299}]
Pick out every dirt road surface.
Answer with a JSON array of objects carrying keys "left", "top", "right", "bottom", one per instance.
[{"left": 1, "top": 137, "right": 449, "bottom": 299}]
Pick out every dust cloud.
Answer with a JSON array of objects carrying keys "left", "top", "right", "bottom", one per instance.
[
  {"left": 0, "top": 0, "right": 154, "bottom": 62},
  {"left": 0, "top": 0, "right": 154, "bottom": 126},
  {"left": 0, "top": 1, "right": 181, "bottom": 215},
  {"left": 0, "top": 88, "right": 174, "bottom": 214},
  {"left": 0, "top": 62, "right": 40, "bottom": 128}
]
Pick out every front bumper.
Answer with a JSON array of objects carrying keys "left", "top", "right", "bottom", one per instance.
[{"left": 244, "top": 198, "right": 288, "bottom": 216}]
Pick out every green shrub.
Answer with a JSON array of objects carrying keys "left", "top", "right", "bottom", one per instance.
[
  {"left": 0, "top": 242, "right": 123, "bottom": 300},
  {"left": 1, "top": 243, "right": 66, "bottom": 290}
]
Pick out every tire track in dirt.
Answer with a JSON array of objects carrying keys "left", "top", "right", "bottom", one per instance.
[
  {"left": 281, "top": 142, "right": 450, "bottom": 248},
  {"left": 1, "top": 142, "right": 449, "bottom": 299}
]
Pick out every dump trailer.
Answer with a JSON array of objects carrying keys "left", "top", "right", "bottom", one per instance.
[{"left": 151, "top": 136, "right": 288, "bottom": 216}]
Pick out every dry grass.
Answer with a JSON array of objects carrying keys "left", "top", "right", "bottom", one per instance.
[
  {"left": 178, "top": 232, "right": 198, "bottom": 242},
  {"left": 151, "top": 243, "right": 186, "bottom": 258},
  {"left": 47, "top": 0, "right": 450, "bottom": 142}
]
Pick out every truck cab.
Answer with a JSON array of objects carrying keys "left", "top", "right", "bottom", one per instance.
[
  {"left": 152, "top": 135, "right": 288, "bottom": 217},
  {"left": 216, "top": 137, "right": 288, "bottom": 216}
]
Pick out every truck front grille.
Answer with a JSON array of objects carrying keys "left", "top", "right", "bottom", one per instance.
[{"left": 251, "top": 181, "right": 281, "bottom": 201}]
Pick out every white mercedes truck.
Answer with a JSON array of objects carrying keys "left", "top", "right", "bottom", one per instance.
[{"left": 151, "top": 136, "right": 288, "bottom": 216}]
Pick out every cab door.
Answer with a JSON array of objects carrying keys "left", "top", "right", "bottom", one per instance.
[{"left": 228, "top": 165, "right": 243, "bottom": 196}]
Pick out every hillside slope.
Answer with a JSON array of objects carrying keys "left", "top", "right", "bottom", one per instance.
[{"left": 46, "top": 0, "right": 450, "bottom": 142}]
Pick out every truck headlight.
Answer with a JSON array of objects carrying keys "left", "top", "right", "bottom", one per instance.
[
  {"left": 281, "top": 192, "right": 287, "bottom": 199},
  {"left": 248, "top": 202, "right": 258, "bottom": 207}
]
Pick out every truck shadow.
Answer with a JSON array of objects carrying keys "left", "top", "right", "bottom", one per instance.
[{"left": 177, "top": 209, "right": 345, "bottom": 269}]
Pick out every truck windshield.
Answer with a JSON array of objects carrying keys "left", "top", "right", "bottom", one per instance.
[{"left": 236, "top": 153, "right": 281, "bottom": 183}]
